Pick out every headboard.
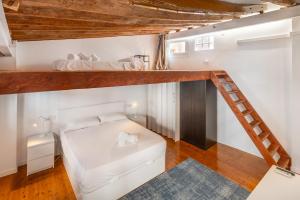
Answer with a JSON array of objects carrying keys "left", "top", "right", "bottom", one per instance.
[{"left": 56, "top": 101, "right": 125, "bottom": 128}]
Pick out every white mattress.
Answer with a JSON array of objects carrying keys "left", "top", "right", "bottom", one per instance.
[{"left": 60, "top": 119, "right": 166, "bottom": 195}]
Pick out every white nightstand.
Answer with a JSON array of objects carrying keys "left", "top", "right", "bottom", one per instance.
[
  {"left": 127, "top": 114, "right": 147, "bottom": 127},
  {"left": 27, "top": 133, "right": 55, "bottom": 176}
]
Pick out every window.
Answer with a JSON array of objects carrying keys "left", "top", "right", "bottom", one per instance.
[
  {"left": 169, "top": 41, "right": 186, "bottom": 54},
  {"left": 194, "top": 36, "right": 214, "bottom": 51}
]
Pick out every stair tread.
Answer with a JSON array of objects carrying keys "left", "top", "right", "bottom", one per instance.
[
  {"left": 249, "top": 120, "right": 261, "bottom": 127},
  {"left": 242, "top": 110, "right": 253, "bottom": 116},
  {"left": 224, "top": 78, "right": 233, "bottom": 83},
  {"left": 214, "top": 72, "right": 227, "bottom": 76},
  {"left": 268, "top": 144, "right": 280, "bottom": 156},
  {"left": 227, "top": 90, "right": 239, "bottom": 94},
  {"left": 223, "top": 82, "right": 234, "bottom": 86},
  {"left": 277, "top": 157, "right": 290, "bottom": 169},
  {"left": 258, "top": 132, "right": 270, "bottom": 141},
  {"left": 235, "top": 99, "right": 245, "bottom": 104}
]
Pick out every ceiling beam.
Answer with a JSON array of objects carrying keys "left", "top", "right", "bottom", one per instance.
[
  {"left": 2, "top": 0, "right": 21, "bottom": 11},
  {"left": 8, "top": 24, "right": 203, "bottom": 31},
  {"left": 11, "top": 31, "right": 168, "bottom": 41},
  {"left": 6, "top": 14, "right": 213, "bottom": 29},
  {"left": 130, "top": 0, "right": 254, "bottom": 14},
  {"left": 5, "top": 12, "right": 224, "bottom": 26}
]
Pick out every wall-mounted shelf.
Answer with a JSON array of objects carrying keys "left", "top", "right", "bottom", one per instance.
[{"left": 237, "top": 33, "right": 290, "bottom": 45}]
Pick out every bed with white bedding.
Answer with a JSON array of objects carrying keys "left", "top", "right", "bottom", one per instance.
[{"left": 60, "top": 116, "right": 166, "bottom": 200}]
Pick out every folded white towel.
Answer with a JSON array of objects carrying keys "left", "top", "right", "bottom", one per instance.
[
  {"left": 89, "top": 54, "right": 100, "bottom": 62},
  {"left": 78, "top": 53, "right": 89, "bottom": 61},
  {"left": 117, "top": 131, "right": 138, "bottom": 147},
  {"left": 67, "top": 53, "right": 80, "bottom": 61}
]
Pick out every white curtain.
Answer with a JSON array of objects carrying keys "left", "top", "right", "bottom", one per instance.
[{"left": 147, "top": 83, "right": 177, "bottom": 140}]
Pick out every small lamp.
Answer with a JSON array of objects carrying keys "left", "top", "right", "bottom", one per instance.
[
  {"left": 32, "top": 116, "right": 51, "bottom": 135},
  {"left": 131, "top": 102, "right": 138, "bottom": 118}
]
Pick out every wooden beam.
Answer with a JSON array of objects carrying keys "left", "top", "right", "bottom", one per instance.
[
  {"left": 5, "top": 13, "right": 219, "bottom": 27},
  {"left": 0, "top": 71, "right": 212, "bottom": 95},
  {"left": 2, "top": 0, "right": 21, "bottom": 11},
  {"left": 131, "top": 0, "right": 252, "bottom": 14},
  {"left": 8, "top": 24, "right": 198, "bottom": 32},
  {"left": 10, "top": 31, "right": 166, "bottom": 41}
]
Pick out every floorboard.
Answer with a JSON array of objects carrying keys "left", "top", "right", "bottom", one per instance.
[{"left": 0, "top": 138, "right": 269, "bottom": 199}]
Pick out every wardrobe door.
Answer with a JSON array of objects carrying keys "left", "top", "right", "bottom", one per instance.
[{"left": 180, "top": 80, "right": 216, "bottom": 150}]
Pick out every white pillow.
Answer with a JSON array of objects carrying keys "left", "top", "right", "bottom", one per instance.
[
  {"left": 98, "top": 113, "right": 127, "bottom": 124},
  {"left": 62, "top": 117, "right": 100, "bottom": 132}
]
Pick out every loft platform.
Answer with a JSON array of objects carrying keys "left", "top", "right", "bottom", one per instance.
[
  {"left": 0, "top": 69, "right": 292, "bottom": 169},
  {"left": 0, "top": 70, "right": 215, "bottom": 95}
]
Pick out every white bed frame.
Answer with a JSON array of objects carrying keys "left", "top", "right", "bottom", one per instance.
[
  {"left": 63, "top": 153, "right": 165, "bottom": 200},
  {"left": 57, "top": 102, "right": 165, "bottom": 200}
]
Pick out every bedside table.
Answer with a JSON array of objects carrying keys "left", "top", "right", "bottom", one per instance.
[
  {"left": 27, "top": 133, "right": 55, "bottom": 176},
  {"left": 127, "top": 114, "right": 147, "bottom": 127}
]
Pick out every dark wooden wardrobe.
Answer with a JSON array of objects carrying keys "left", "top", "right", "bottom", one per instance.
[{"left": 180, "top": 80, "right": 217, "bottom": 150}]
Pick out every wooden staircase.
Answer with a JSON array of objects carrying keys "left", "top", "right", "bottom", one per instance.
[{"left": 211, "top": 71, "right": 291, "bottom": 169}]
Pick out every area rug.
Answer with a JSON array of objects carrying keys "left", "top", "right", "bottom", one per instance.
[{"left": 120, "top": 158, "right": 250, "bottom": 200}]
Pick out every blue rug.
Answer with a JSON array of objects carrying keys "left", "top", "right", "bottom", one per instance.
[{"left": 120, "top": 158, "right": 250, "bottom": 200}]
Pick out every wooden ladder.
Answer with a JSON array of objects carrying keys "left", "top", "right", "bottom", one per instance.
[{"left": 211, "top": 71, "right": 291, "bottom": 169}]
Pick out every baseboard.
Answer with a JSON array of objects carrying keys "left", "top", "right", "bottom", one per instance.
[
  {"left": 292, "top": 166, "right": 300, "bottom": 174},
  {"left": 0, "top": 167, "right": 17, "bottom": 178}
]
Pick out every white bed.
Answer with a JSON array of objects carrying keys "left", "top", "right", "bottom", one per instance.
[{"left": 58, "top": 102, "right": 166, "bottom": 200}]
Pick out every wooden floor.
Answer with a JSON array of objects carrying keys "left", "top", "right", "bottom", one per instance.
[
  {"left": 165, "top": 138, "right": 269, "bottom": 191},
  {"left": 0, "top": 138, "right": 269, "bottom": 200}
]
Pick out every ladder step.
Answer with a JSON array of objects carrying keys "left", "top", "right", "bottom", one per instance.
[
  {"left": 277, "top": 157, "right": 290, "bottom": 169},
  {"left": 220, "top": 79, "right": 234, "bottom": 85},
  {"left": 223, "top": 82, "right": 234, "bottom": 86},
  {"left": 249, "top": 120, "right": 261, "bottom": 128},
  {"left": 268, "top": 144, "right": 280, "bottom": 156},
  {"left": 224, "top": 78, "right": 233, "bottom": 83},
  {"left": 235, "top": 99, "right": 245, "bottom": 104},
  {"left": 258, "top": 132, "right": 270, "bottom": 141},
  {"left": 242, "top": 110, "right": 253, "bottom": 116},
  {"left": 214, "top": 71, "right": 227, "bottom": 76},
  {"left": 227, "top": 90, "right": 239, "bottom": 94}
]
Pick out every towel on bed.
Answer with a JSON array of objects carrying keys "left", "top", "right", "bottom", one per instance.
[
  {"left": 117, "top": 132, "right": 138, "bottom": 147},
  {"left": 67, "top": 53, "right": 80, "bottom": 61}
]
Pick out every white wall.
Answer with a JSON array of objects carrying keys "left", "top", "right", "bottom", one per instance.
[
  {"left": 289, "top": 17, "right": 300, "bottom": 172},
  {"left": 0, "top": 95, "right": 17, "bottom": 177},
  {"left": 14, "top": 35, "right": 157, "bottom": 166},
  {"left": 168, "top": 20, "right": 292, "bottom": 160},
  {"left": 0, "top": 3, "right": 18, "bottom": 177},
  {"left": 16, "top": 35, "right": 157, "bottom": 69}
]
